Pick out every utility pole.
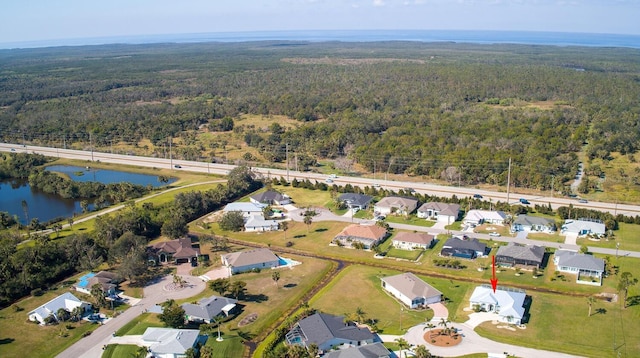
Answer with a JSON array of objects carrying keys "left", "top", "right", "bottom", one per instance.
[
  {"left": 286, "top": 143, "right": 289, "bottom": 182},
  {"left": 89, "top": 132, "right": 94, "bottom": 161},
  {"left": 551, "top": 175, "right": 554, "bottom": 197},
  {"left": 506, "top": 157, "right": 512, "bottom": 205},
  {"left": 169, "top": 136, "right": 173, "bottom": 168}
]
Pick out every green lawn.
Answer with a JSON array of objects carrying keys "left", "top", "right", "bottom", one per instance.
[
  {"left": 115, "top": 313, "right": 163, "bottom": 336},
  {"left": 102, "top": 344, "right": 141, "bottom": 358},
  {"left": 0, "top": 288, "right": 99, "bottom": 358},
  {"left": 269, "top": 184, "right": 333, "bottom": 208},
  {"left": 577, "top": 222, "right": 640, "bottom": 253},
  {"left": 386, "top": 247, "right": 423, "bottom": 261},
  {"left": 474, "top": 289, "right": 640, "bottom": 357},
  {"left": 385, "top": 215, "right": 436, "bottom": 228},
  {"left": 527, "top": 231, "right": 565, "bottom": 243}
]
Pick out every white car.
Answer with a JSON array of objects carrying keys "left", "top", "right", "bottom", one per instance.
[
  {"left": 489, "top": 232, "right": 501, "bottom": 237},
  {"left": 325, "top": 178, "right": 334, "bottom": 184}
]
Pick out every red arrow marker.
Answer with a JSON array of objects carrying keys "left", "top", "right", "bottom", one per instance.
[{"left": 490, "top": 255, "right": 498, "bottom": 293}]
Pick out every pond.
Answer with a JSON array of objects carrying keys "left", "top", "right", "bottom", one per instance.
[{"left": 0, "top": 166, "right": 176, "bottom": 225}]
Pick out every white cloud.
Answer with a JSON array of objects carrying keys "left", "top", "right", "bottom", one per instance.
[{"left": 373, "top": 0, "right": 386, "bottom": 6}]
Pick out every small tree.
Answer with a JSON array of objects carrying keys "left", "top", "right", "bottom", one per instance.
[
  {"left": 617, "top": 272, "right": 638, "bottom": 309},
  {"left": 280, "top": 221, "right": 289, "bottom": 240},
  {"left": 355, "top": 307, "right": 366, "bottom": 324},
  {"left": 56, "top": 308, "right": 71, "bottom": 323},
  {"left": 395, "top": 337, "right": 410, "bottom": 358},
  {"left": 303, "top": 214, "right": 313, "bottom": 233},
  {"left": 91, "top": 283, "right": 107, "bottom": 308},
  {"left": 219, "top": 211, "right": 245, "bottom": 231},
  {"left": 587, "top": 296, "right": 596, "bottom": 317},
  {"left": 414, "top": 345, "right": 433, "bottom": 358},
  {"left": 230, "top": 280, "right": 247, "bottom": 299},
  {"left": 159, "top": 300, "right": 185, "bottom": 328},
  {"left": 209, "top": 278, "right": 230, "bottom": 296},
  {"left": 272, "top": 271, "right": 281, "bottom": 288}
]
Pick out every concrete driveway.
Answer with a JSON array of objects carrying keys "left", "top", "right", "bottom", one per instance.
[{"left": 57, "top": 265, "right": 206, "bottom": 358}]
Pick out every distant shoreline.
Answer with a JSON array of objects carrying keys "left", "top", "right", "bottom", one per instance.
[{"left": 2, "top": 29, "right": 640, "bottom": 50}]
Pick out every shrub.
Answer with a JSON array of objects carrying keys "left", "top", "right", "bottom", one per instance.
[{"left": 31, "top": 288, "right": 44, "bottom": 297}]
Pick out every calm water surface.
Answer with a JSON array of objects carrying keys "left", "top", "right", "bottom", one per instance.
[{"left": 0, "top": 166, "right": 175, "bottom": 224}]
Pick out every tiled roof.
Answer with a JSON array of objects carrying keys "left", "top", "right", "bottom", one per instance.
[
  {"left": 336, "top": 224, "right": 387, "bottom": 240},
  {"left": 375, "top": 196, "right": 418, "bottom": 209},
  {"left": 469, "top": 285, "right": 526, "bottom": 321},
  {"left": 150, "top": 238, "right": 199, "bottom": 259},
  {"left": 513, "top": 215, "right": 555, "bottom": 227},
  {"left": 182, "top": 295, "right": 238, "bottom": 321},
  {"left": 442, "top": 237, "right": 486, "bottom": 252},
  {"left": 142, "top": 328, "right": 200, "bottom": 355},
  {"left": 297, "top": 313, "right": 375, "bottom": 346},
  {"left": 324, "top": 342, "right": 390, "bottom": 358},
  {"left": 418, "top": 202, "right": 460, "bottom": 216}
]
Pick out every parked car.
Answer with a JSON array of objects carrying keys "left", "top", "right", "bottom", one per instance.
[
  {"left": 489, "top": 232, "right": 501, "bottom": 237},
  {"left": 519, "top": 198, "right": 530, "bottom": 205},
  {"left": 473, "top": 194, "right": 483, "bottom": 199}
]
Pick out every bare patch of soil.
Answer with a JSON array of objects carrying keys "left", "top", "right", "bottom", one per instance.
[{"left": 423, "top": 329, "right": 463, "bottom": 347}]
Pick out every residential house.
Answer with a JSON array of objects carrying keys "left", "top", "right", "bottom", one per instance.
[
  {"left": 463, "top": 210, "right": 508, "bottom": 226},
  {"left": 223, "top": 202, "right": 265, "bottom": 217},
  {"left": 553, "top": 249, "right": 605, "bottom": 285},
  {"left": 182, "top": 295, "right": 238, "bottom": 323},
  {"left": 75, "top": 271, "right": 120, "bottom": 297},
  {"left": 324, "top": 342, "right": 391, "bottom": 358},
  {"left": 469, "top": 285, "right": 527, "bottom": 325},
  {"left": 28, "top": 292, "right": 91, "bottom": 325},
  {"left": 142, "top": 327, "right": 207, "bottom": 358},
  {"left": 392, "top": 232, "right": 435, "bottom": 250},
  {"left": 373, "top": 196, "right": 418, "bottom": 216},
  {"left": 495, "top": 242, "right": 545, "bottom": 269},
  {"left": 250, "top": 190, "right": 291, "bottom": 206},
  {"left": 244, "top": 215, "right": 279, "bottom": 232},
  {"left": 285, "top": 312, "right": 377, "bottom": 352},
  {"left": 333, "top": 224, "right": 388, "bottom": 249},
  {"left": 417, "top": 202, "right": 460, "bottom": 224},
  {"left": 148, "top": 237, "right": 200, "bottom": 264},
  {"left": 221, "top": 248, "right": 281, "bottom": 274},
  {"left": 561, "top": 219, "right": 606, "bottom": 237},
  {"left": 381, "top": 272, "right": 442, "bottom": 308},
  {"left": 511, "top": 215, "right": 556, "bottom": 233},
  {"left": 338, "top": 193, "right": 373, "bottom": 210},
  {"left": 440, "top": 237, "right": 488, "bottom": 259}
]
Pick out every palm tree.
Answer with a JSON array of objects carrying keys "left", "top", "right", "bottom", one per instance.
[
  {"left": 134, "top": 345, "right": 149, "bottom": 358},
  {"left": 212, "top": 315, "right": 223, "bottom": 341},
  {"left": 280, "top": 221, "right": 289, "bottom": 240},
  {"left": 618, "top": 272, "right": 638, "bottom": 309},
  {"left": 395, "top": 337, "right": 410, "bottom": 358},
  {"left": 303, "top": 214, "right": 313, "bottom": 233},
  {"left": 272, "top": 271, "right": 281, "bottom": 288},
  {"left": 355, "top": 307, "right": 366, "bottom": 324},
  {"left": 307, "top": 343, "right": 319, "bottom": 357},
  {"left": 423, "top": 322, "right": 436, "bottom": 338},
  {"left": 91, "top": 283, "right": 106, "bottom": 308},
  {"left": 414, "top": 345, "right": 432, "bottom": 358},
  {"left": 587, "top": 296, "right": 596, "bottom": 317}
]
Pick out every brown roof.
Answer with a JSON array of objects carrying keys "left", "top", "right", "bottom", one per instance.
[
  {"left": 393, "top": 232, "right": 434, "bottom": 245},
  {"left": 336, "top": 224, "right": 387, "bottom": 241},
  {"left": 150, "top": 238, "right": 199, "bottom": 259}
]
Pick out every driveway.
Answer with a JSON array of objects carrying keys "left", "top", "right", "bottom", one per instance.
[
  {"left": 57, "top": 265, "right": 206, "bottom": 358},
  {"left": 200, "top": 266, "right": 231, "bottom": 281},
  {"left": 403, "top": 322, "right": 584, "bottom": 358}
]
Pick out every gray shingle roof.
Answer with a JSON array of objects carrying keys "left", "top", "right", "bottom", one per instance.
[
  {"left": 339, "top": 193, "right": 373, "bottom": 207},
  {"left": 297, "top": 313, "right": 375, "bottom": 346},
  {"left": 418, "top": 202, "right": 460, "bottom": 216},
  {"left": 392, "top": 232, "right": 434, "bottom": 245},
  {"left": 555, "top": 250, "right": 605, "bottom": 272},
  {"left": 251, "top": 190, "right": 286, "bottom": 204},
  {"left": 513, "top": 215, "right": 555, "bottom": 227},
  {"left": 142, "top": 328, "right": 200, "bottom": 355},
  {"left": 324, "top": 342, "right": 390, "bottom": 358},
  {"left": 443, "top": 237, "right": 486, "bottom": 252},
  {"left": 182, "top": 295, "right": 238, "bottom": 321},
  {"left": 496, "top": 242, "right": 545, "bottom": 263}
]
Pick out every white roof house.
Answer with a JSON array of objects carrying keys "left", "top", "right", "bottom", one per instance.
[
  {"left": 463, "top": 210, "right": 508, "bottom": 226},
  {"left": 381, "top": 272, "right": 442, "bottom": 308},
  {"left": 561, "top": 219, "right": 606, "bottom": 237},
  {"left": 142, "top": 328, "right": 204, "bottom": 358},
  {"left": 469, "top": 285, "right": 526, "bottom": 325},
  {"left": 223, "top": 202, "right": 265, "bottom": 217},
  {"left": 244, "top": 214, "right": 279, "bottom": 232},
  {"left": 28, "top": 292, "right": 91, "bottom": 325}
]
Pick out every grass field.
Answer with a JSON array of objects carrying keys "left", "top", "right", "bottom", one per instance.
[
  {"left": 114, "top": 312, "right": 163, "bottom": 336},
  {"left": 102, "top": 344, "right": 140, "bottom": 358},
  {"left": 385, "top": 215, "right": 436, "bottom": 227},
  {"left": 0, "top": 287, "right": 99, "bottom": 358},
  {"left": 576, "top": 222, "right": 640, "bottom": 253}
]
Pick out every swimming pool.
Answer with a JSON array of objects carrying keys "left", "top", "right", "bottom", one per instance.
[
  {"left": 278, "top": 257, "right": 300, "bottom": 267},
  {"left": 77, "top": 272, "right": 96, "bottom": 289}
]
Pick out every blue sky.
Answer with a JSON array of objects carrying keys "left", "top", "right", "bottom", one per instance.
[{"left": 1, "top": 0, "right": 638, "bottom": 44}]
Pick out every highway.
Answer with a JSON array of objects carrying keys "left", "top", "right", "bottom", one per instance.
[{"left": 2, "top": 142, "right": 639, "bottom": 216}]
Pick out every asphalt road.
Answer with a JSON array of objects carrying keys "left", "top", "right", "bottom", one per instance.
[
  {"left": 2, "top": 142, "right": 639, "bottom": 217},
  {"left": 57, "top": 266, "right": 206, "bottom": 358}
]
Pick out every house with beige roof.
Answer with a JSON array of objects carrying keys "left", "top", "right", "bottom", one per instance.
[
  {"left": 463, "top": 210, "right": 508, "bottom": 226},
  {"left": 373, "top": 196, "right": 418, "bottom": 216},
  {"left": 148, "top": 238, "right": 200, "bottom": 265},
  {"left": 381, "top": 272, "right": 442, "bottom": 308},
  {"left": 221, "top": 248, "right": 281, "bottom": 274},
  {"left": 417, "top": 202, "right": 460, "bottom": 224},
  {"left": 392, "top": 232, "right": 435, "bottom": 250},
  {"left": 333, "top": 224, "right": 388, "bottom": 249}
]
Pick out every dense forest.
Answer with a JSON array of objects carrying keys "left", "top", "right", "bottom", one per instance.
[{"left": 1, "top": 41, "right": 639, "bottom": 192}]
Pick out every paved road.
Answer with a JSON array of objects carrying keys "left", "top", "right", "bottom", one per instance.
[
  {"left": 2, "top": 142, "right": 639, "bottom": 216},
  {"left": 57, "top": 265, "right": 206, "bottom": 358}
]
